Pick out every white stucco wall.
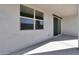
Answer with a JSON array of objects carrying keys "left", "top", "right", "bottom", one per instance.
[
  {"left": 61, "top": 16, "right": 78, "bottom": 36},
  {"left": 0, "top": 4, "right": 54, "bottom": 54},
  {"left": 78, "top": 5, "right": 79, "bottom": 47}
]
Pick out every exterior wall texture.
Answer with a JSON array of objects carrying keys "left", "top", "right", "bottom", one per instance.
[
  {"left": 0, "top": 4, "right": 53, "bottom": 54},
  {"left": 61, "top": 16, "right": 78, "bottom": 36},
  {"left": 0, "top": 4, "right": 78, "bottom": 54}
]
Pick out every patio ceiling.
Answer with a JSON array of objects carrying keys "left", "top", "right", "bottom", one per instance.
[{"left": 28, "top": 4, "right": 77, "bottom": 17}]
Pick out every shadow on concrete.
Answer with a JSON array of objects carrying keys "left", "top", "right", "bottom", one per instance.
[
  {"left": 31, "top": 48, "right": 79, "bottom": 55},
  {"left": 9, "top": 34, "right": 78, "bottom": 55}
]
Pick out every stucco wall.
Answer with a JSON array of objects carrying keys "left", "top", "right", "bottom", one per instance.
[
  {"left": 0, "top": 4, "right": 53, "bottom": 54},
  {"left": 61, "top": 16, "right": 78, "bottom": 36}
]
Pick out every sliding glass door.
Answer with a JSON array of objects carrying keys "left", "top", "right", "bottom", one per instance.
[
  {"left": 53, "top": 17, "right": 61, "bottom": 36},
  {"left": 58, "top": 19, "right": 61, "bottom": 34}
]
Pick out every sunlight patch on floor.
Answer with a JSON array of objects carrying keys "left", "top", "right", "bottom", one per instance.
[{"left": 24, "top": 39, "right": 78, "bottom": 55}]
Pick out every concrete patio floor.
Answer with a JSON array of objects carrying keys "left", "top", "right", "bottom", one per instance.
[{"left": 9, "top": 34, "right": 78, "bottom": 55}]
